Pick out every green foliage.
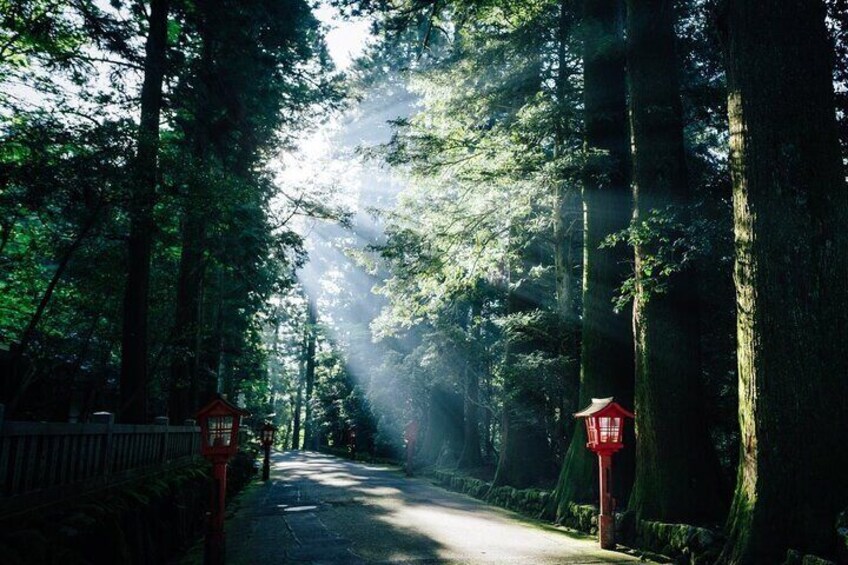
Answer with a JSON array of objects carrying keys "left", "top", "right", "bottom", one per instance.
[
  {"left": 602, "top": 205, "right": 718, "bottom": 312},
  {"left": 0, "top": 0, "right": 343, "bottom": 420}
]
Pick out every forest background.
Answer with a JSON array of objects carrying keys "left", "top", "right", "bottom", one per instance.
[{"left": 2, "top": 0, "right": 848, "bottom": 563}]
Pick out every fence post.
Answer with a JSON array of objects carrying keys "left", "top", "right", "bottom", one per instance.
[
  {"left": 155, "top": 416, "right": 169, "bottom": 463},
  {"left": 92, "top": 412, "right": 114, "bottom": 478},
  {"left": 184, "top": 419, "right": 198, "bottom": 457}
]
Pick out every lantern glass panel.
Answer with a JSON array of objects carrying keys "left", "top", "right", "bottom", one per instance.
[
  {"left": 585, "top": 418, "right": 598, "bottom": 446},
  {"left": 208, "top": 415, "right": 234, "bottom": 447},
  {"left": 598, "top": 416, "right": 622, "bottom": 443}
]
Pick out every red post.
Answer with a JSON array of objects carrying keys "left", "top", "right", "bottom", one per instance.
[
  {"left": 574, "top": 398, "right": 633, "bottom": 551},
  {"left": 598, "top": 453, "right": 614, "bottom": 549},
  {"left": 262, "top": 442, "right": 271, "bottom": 481},
  {"left": 196, "top": 396, "right": 247, "bottom": 565},
  {"left": 205, "top": 462, "right": 228, "bottom": 565}
]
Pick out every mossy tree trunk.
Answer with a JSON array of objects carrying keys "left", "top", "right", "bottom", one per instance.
[
  {"left": 624, "top": 0, "right": 726, "bottom": 524},
  {"left": 550, "top": 0, "right": 634, "bottom": 521},
  {"left": 719, "top": 0, "right": 848, "bottom": 561}
]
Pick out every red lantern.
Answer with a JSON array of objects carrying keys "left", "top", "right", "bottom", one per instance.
[
  {"left": 575, "top": 397, "right": 634, "bottom": 550},
  {"left": 195, "top": 395, "right": 249, "bottom": 565},
  {"left": 197, "top": 396, "right": 248, "bottom": 464},
  {"left": 575, "top": 397, "right": 634, "bottom": 455},
  {"left": 260, "top": 422, "right": 276, "bottom": 447}
]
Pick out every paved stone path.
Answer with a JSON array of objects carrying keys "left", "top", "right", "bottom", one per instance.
[{"left": 209, "top": 451, "right": 650, "bottom": 564}]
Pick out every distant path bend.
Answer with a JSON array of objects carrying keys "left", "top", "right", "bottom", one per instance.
[{"left": 220, "top": 451, "right": 648, "bottom": 564}]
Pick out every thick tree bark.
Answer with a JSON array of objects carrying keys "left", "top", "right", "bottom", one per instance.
[
  {"left": 720, "top": 1, "right": 848, "bottom": 561},
  {"left": 303, "top": 302, "right": 317, "bottom": 451},
  {"left": 119, "top": 0, "right": 169, "bottom": 423},
  {"left": 551, "top": 0, "right": 634, "bottom": 521},
  {"left": 625, "top": 0, "right": 726, "bottom": 524}
]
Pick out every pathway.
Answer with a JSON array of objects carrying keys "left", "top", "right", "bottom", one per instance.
[{"left": 211, "top": 451, "right": 650, "bottom": 564}]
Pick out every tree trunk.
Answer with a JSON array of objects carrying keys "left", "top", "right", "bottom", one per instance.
[
  {"left": 119, "top": 0, "right": 169, "bottom": 424},
  {"left": 624, "top": 0, "right": 726, "bottom": 524},
  {"left": 284, "top": 396, "right": 295, "bottom": 450},
  {"left": 418, "top": 386, "right": 464, "bottom": 465},
  {"left": 168, "top": 3, "right": 213, "bottom": 423},
  {"left": 550, "top": 0, "right": 634, "bottom": 521},
  {"left": 292, "top": 374, "right": 304, "bottom": 451},
  {"left": 168, "top": 212, "right": 206, "bottom": 422},
  {"left": 457, "top": 302, "right": 483, "bottom": 469},
  {"left": 492, "top": 274, "right": 555, "bottom": 489},
  {"left": 552, "top": 0, "right": 582, "bottom": 462},
  {"left": 719, "top": 1, "right": 848, "bottom": 561},
  {"left": 482, "top": 355, "right": 495, "bottom": 462},
  {"left": 490, "top": 398, "right": 554, "bottom": 490},
  {"left": 303, "top": 301, "right": 317, "bottom": 451}
]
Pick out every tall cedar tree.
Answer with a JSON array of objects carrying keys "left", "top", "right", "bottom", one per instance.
[
  {"left": 550, "top": 0, "right": 634, "bottom": 520},
  {"left": 457, "top": 298, "right": 483, "bottom": 468},
  {"left": 625, "top": 0, "right": 726, "bottom": 523},
  {"left": 120, "top": 0, "right": 169, "bottom": 423},
  {"left": 719, "top": 0, "right": 848, "bottom": 561},
  {"left": 551, "top": 0, "right": 582, "bottom": 464},
  {"left": 292, "top": 354, "right": 305, "bottom": 450},
  {"left": 169, "top": 1, "right": 213, "bottom": 422},
  {"left": 303, "top": 301, "right": 318, "bottom": 450}
]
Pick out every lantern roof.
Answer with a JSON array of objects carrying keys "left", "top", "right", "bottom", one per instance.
[
  {"left": 196, "top": 395, "right": 250, "bottom": 419},
  {"left": 574, "top": 397, "right": 634, "bottom": 419}
]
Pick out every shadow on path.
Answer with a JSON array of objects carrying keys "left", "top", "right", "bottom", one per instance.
[{"left": 213, "top": 451, "right": 648, "bottom": 564}]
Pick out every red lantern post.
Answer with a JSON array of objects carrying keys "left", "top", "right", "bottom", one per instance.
[
  {"left": 574, "top": 397, "right": 634, "bottom": 550},
  {"left": 260, "top": 422, "right": 277, "bottom": 482},
  {"left": 196, "top": 396, "right": 249, "bottom": 565}
]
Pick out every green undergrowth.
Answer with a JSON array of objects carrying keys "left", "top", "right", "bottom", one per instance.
[
  {"left": 316, "top": 452, "right": 845, "bottom": 564},
  {"left": 0, "top": 463, "right": 210, "bottom": 565},
  {"left": 427, "top": 468, "right": 552, "bottom": 518},
  {"left": 427, "top": 467, "right": 728, "bottom": 564}
]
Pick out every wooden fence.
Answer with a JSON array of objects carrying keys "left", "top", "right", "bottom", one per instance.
[{"left": 0, "top": 405, "right": 202, "bottom": 517}]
